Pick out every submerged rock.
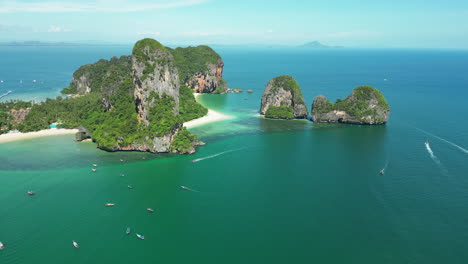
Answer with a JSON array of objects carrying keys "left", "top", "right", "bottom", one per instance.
[
  {"left": 311, "top": 85, "right": 390, "bottom": 125},
  {"left": 260, "top": 75, "right": 308, "bottom": 119}
]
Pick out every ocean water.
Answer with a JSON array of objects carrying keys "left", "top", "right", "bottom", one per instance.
[{"left": 1, "top": 46, "right": 468, "bottom": 263}]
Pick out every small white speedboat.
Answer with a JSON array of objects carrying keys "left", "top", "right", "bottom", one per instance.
[
  {"left": 147, "top": 208, "right": 154, "bottom": 212},
  {"left": 92, "top": 169, "right": 97, "bottom": 172},
  {"left": 425, "top": 140, "right": 430, "bottom": 147},
  {"left": 73, "top": 240, "right": 79, "bottom": 248},
  {"left": 105, "top": 203, "right": 115, "bottom": 207},
  {"left": 92, "top": 164, "right": 98, "bottom": 167},
  {"left": 136, "top": 233, "right": 145, "bottom": 240},
  {"left": 0, "top": 241, "right": 4, "bottom": 250}
]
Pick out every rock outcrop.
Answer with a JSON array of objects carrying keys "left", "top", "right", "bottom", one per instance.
[
  {"left": 170, "top": 46, "right": 227, "bottom": 93},
  {"left": 184, "top": 59, "right": 225, "bottom": 93},
  {"left": 260, "top": 75, "right": 308, "bottom": 119},
  {"left": 132, "top": 39, "right": 180, "bottom": 122},
  {"left": 311, "top": 85, "right": 390, "bottom": 124}
]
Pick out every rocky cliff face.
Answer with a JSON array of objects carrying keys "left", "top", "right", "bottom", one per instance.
[
  {"left": 184, "top": 59, "right": 226, "bottom": 93},
  {"left": 169, "top": 46, "right": 227, "bottom": 93},
  {"left": 132, "top": 41, "right": 180, "bottom": 123},
  {"left": 260, "top": 75, "right": 308, "bottom": 119},
  {"left": 311, "top": 86, "right": 390, "bottom": 125}
]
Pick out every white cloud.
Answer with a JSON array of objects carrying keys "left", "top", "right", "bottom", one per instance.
[
  {"left": 0, "top": 0, "right": 207, "bottom": 13},
  {"left": 47, "top": 25, "right": 72, "bottom": 33}
]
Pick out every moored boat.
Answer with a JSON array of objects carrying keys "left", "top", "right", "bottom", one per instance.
[
  {"left": 92, "top": 164, "right": 98, "bottom": 167},
  {"left": 27, "top": 191, "right": 35, "bottom": 196},
  {"left": 136, "top": 233, "right": 145, "bottom": 240},
  {"left": 0, "top": 241, "right": 4, "bottom": 250},
  {"left": 147, "top": 208, "right": 154, "bottom": 212},
  {"left": 92, "top": 169, "right": 97, "bottom": 172},
  {"left": 72, "top": 240, "right": 79, "bottom": 248},
  {"left": 105, "top": 203, "right": 115, "bottom": 207},
  {"left": 126, "top": 227, "right": 131, "bottom": 235},
  {"left": 128, "top": 185, "right": 133, "bottom": 189}
]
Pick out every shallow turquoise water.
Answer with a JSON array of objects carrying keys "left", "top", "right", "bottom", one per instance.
[{"left": 1, "top": 47, "right": 468, "bottom": 263}]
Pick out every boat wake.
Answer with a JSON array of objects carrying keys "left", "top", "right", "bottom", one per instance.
[
  {"left": 416, "top": 127, "right": 468, "bottom": 154},
  {"left": 180, "top": 186, "right": 200, "bottom": 192},
  {"left": 191, "top": 148, "right": 245, "bottom": 163},
  {"left": 425, "top": 141, "right": 449, "bottom": 175}
]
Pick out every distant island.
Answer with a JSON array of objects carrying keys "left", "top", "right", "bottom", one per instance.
[{"left": 299, "top": 41, "right": 344, "bottom": 49}]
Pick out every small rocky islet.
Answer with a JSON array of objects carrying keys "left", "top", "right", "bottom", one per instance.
[
  {"left": 260, "top": 75, "right": 308, "bottom": 119},
  {"left": 259, "top": 76, "right": 390, "bottom": 124}
]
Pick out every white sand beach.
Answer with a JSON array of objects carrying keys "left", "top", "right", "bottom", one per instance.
[
  {"left": 183, "top": 93, "right": 234, "bottom": 128},
  {"left": 183, "top": 109, "right": 234, "bottom": 128},
  {"left": 0, "top": 128, "right": 79, "bottom": 144}
]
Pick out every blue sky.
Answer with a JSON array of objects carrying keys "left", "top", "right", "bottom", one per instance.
[{"left": 0, "top": 0, "right": 467, "bottom": 48}]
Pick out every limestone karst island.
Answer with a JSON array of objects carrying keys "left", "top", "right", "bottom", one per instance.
[{"left": 1, "top": 1, "right": 467, "bottom": 263}]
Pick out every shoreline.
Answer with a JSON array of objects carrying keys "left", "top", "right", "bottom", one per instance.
[
  {"left": 183, "top": 93, "right": 234, "bottom": 128},
  {"left": 0, "top": 128, "right": 79, "bottom": 144},
  {"left": 0, "top": 93, "right": 232, "bottom": 143}
]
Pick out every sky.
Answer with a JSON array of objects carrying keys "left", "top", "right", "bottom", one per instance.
[{"left": 0, "top": 0, "right": 467, "bottom": 48}]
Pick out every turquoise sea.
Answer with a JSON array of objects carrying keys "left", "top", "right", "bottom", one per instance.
[{"left": 1, "top": 46, "right": 468, "bottom": 263}]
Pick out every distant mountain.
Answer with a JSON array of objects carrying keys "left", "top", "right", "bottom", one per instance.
[{"left": 299, "top": 41, "right": 344, "bottom": 49}]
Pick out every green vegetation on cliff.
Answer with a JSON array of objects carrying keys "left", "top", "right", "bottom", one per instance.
[
  {"left": 169, "top": 45, "right": 221, "bottom": 84},
  {"left": 271, "top": 75, "right": 305, "bottom": 105},
  {"left": 171, "top": 127, "right": 198, "bottom": 153},
  {"left": 179, "top": 85, "right": 208, "bottom": 122},
  {"left": 61, "top": 56, "right": 132, "bottom": 94},
  {"left": 265, "top": 105, "right": 295, "bottom": 119},
  {"left": 313, "top": 85, "right": 390, "bottom": 122},
  {"left": 132, "top": 38, "right": 167, "bottom": 62}
]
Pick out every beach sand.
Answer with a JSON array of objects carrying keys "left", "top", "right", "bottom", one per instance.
[
  {"left": 183, "top": 109, "right": 234, "bottom": 128},
  {"left": 0, "top": 93, "right": 232, "bottom": 143},
  {"left": 183, "top": 93, "right": 234, "bottom": 128},
  {"left": 0, "top": 128, "right": 79, "bottom": 144}
]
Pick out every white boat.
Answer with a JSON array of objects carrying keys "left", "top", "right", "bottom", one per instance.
[
  {"left": 105, "top": 203, "right": 115, "bottom": 207},
  {"left": 425, "top": 141, "right": 430, "bottom": 147},
  {"left": 92, "top": 169, "right": 97, "bottom": 172},
  {"left": 147, "top": 208, "right": 154, "bottom": 212},
  {"left": 72, "top": 240, "right": 79, "bottom": 248},
  {"left": 92, "top": 164, "right": 98, "bottom": 167},
  {"left": 0, "top": 241, "right": 4, "bottom": 250},
  {"left": 136, "top": 233, "right": 145, "bottom": 240}
]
